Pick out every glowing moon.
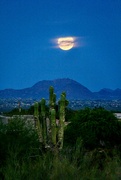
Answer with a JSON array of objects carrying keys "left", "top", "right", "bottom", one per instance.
[{"left": 57, "top": 37, "right": 74, "bottom": 50}]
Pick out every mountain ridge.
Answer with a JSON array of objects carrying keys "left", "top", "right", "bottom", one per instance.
[{"left": 0, "top": 78, "right": 121, "bottom": 100}]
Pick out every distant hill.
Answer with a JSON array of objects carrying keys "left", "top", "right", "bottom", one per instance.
[
  {"left": 0, "top": 78, "right": 121, "bottom": 100},
  {"left": 94, "top": 88, "right": 121, "bottom": 100}
]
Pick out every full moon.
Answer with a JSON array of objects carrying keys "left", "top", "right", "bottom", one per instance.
[{"left": 57, "top": 37, "right": 74, "bottom": 50}]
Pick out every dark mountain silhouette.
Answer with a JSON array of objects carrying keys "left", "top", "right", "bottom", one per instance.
[
  {"left": 0, "top": 78, "right": 121, "bottom": 100},
  {"left": 94, "top": 88, "right": 121, "bottom": 100}
]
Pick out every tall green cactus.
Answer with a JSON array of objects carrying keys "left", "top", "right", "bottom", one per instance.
[
  {"left": 34, "top": 86, "right": 68, "bottom": 151},
  {"left": 50, "top": 108, "right": 56, "bottom": 146},
  {"left": 41, "top": 98, "right": 46, "bottom": 117},
  {"left": 49, "top": 86, "right": 56, "bottom": 109},
  {"left": 58, "top": 94, "right": 66, "bottom": 149},
  {"left": 34, "top": 102, "right": 42, "bottom": 142},
  {"left": 49, "top": 86, "right": 54, "bottom": 108},
  {"left": 49, "top": 86, "right": 57, "bottom": 147},
  {"left": 41, "top": 98, "right": 47, "bottom": 146},
  {"left": 58, "top": 92, "right": 68, "bottom": 149}
]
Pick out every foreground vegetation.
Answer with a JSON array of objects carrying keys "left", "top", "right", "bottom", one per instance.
[{"left": 1, "top": 106, "right": 121, "bottom": 179}]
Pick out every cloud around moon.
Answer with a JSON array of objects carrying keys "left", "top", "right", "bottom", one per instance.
[{"left": 51, "top": 36, "right": 84, "bottom": 50}]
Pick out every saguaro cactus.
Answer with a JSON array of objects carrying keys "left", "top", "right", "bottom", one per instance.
[
  {"left": 34, "top": 86, "right": 68, "bottom": 150},
  {"left": 49, "top": 86, "right": 54, "bottom": 108},
  {"left": 49, "top": 86, "right": 57, "bottom": 147},
  {"left": 41, "top": 98, "right": 46, "bottom": 117},
  {"left": 49, "top": 86, "right": 56, "bottom": 109},
  {"left": 50, "top": 108, "right": 56, "bottom": 146},
  {"left": 41, "top": 98, "right": 47, "bottom": 146},
  {"left": 58, "top": 93, "right": 66, "bottom": 149},
  {"left": 34, "top": 102, "right": 42, "bottom": 142}
]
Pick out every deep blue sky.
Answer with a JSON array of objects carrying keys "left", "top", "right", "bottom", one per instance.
[{"left": 0, "top": 0, "right": 121, "bottom": 92}]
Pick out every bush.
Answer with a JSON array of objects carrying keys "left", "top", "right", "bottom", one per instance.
[
  {"left": 64, "top": 107, "right": 121, "bottom": 149},
  {"left": 0, "top": 118, "right": 40, "bottom": 168}
]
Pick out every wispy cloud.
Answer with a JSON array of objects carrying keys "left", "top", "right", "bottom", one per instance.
[{"left": 50, "top": 36, "right": 86, "bottom": 49}]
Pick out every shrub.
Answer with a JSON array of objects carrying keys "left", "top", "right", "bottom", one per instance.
[
  {"left": 64, "top": 107, "right": 121, "bottom": 150},
  {"left": 0, "top": 118, "right": 40, "bottom": 168}
]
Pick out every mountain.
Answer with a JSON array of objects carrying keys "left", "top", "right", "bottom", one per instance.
[
  {"left": 0, "top": 78, "right": 121, "bottom": 100},
  {"left": 94, "top": 88, "right": 121, "bottom": 100},
  {"left": 0, "top": 79, "right": 93, "bottom": 100}
]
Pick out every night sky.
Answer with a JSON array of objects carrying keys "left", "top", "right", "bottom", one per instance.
[{"left": 0, "top": 0, "right": 121, "bottom": 92}]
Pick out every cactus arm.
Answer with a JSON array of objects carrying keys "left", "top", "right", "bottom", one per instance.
[
  {"left": 34, "top": 102, "right": 42, "bottom": 142},
  {"left": 49, "top": 86, "right": 54, "bottom": 108},
  {"left": 50, "top": 108, "right": 56, "bottom": 146},
  {"left": 41, "top": 98, "right": 47, "bottom": 146},
  {"left": 58, "top": 94, "right": 66, "bottom": 149}
]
